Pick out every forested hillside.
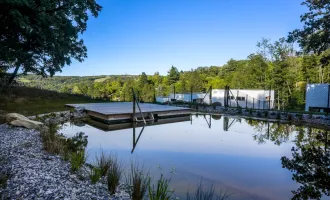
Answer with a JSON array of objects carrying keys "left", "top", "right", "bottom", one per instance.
[{"left": 19, "top": 38, "right": 330, "bottom": 110}]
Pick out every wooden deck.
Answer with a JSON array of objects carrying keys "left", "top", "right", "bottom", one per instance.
[{"left": 66, "top": 102, "right": 192, "bottom": 123}]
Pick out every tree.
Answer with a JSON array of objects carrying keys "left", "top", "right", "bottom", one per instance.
[
  {"left": 281, "top": 132, "right": 330, "bottom": 200},
  {"left": 167, "top": 65, "right": 180, "bottom": 85},
  {"left": 288, "top": 0, "right": 330, "bottom": 56},
  {"left": 0, "top": 0, "right": 102, "bottom": 85}
]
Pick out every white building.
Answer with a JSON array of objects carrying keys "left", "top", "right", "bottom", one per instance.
[
  {"left": 160, "top": 89, "right": 275, "bottom": 109},
  {"left": 305, "top": 84, "right": 330, "bottom": 112}
]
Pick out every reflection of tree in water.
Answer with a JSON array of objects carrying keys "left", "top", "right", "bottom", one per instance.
[
  {"left": 281, "top": 131, "right": 330, "bottom": 200},
  {"left": 247, "top": 119, "right": 292, "bottom": 145},
  {"left": 211, "top": 115, "right": 221, "bottom": 120},
  {"left": 246, "top": 119, "right": 330, "bottom": 199}
]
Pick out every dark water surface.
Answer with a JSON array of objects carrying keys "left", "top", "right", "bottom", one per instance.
[{"left": 59, "top": 114, "right": 330, "bottom": 200}]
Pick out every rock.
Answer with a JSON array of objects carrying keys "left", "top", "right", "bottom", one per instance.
[
  {"left": 10, "top": 119, "right": 43, "bottom": 129},
  {"left": 74, "top": 106, "right": 85, "bottom": 113},
  {"left": 6, "top": 113, "right": 29, "bottom": 122}
]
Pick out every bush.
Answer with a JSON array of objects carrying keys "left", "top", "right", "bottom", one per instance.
[
  {"left": 287, "top": 113, "right": 293, "bottom": 121},
  {"left": 70, "top": 150, "right": 87, "bottom": 172},
  {"left": 107, "top": 155, "right": 123, "bottom": 195},
  {"left": 90, "top": 167, "right": 102, "bottom": 184},
  {"left": 148, "top": 174, "right": 174, "bottom": 200},
  {"left": 125, "top": 162, "right": 150, "bottom": 200}
]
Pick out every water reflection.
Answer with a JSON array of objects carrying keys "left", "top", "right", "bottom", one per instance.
[{"left": 60, "top": 115, "right": 330, "bottom": 200}]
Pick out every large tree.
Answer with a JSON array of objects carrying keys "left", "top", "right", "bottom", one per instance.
[
  {"left": 288, "top": 0, "right": 330, "bottom": 56},
  {"left": 0, "top": 0, "right": 102, "bottom": 84}
]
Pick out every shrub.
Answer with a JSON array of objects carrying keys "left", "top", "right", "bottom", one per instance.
[
  {"left": 66, "top": 132, "right": 88, "bottom": 152},
  {"left": 40, "top": 122, "right": 66, "bottom": 154},
  {"left": 125, "top": 162, "right": 150, "bottom": 200},
  {"left": 186, "top": 180, "right": 230, "bottom": 200},
  {"left": 90, "top": 167, "right": 102, "bottom": 184},
  {"left": 70, "top": 150, "right": 87, "bottom": 172},
  {"left": 107, "top": 155, "right": 123, "bottom": 195},
  {"left": 287, "top": 113, "right": 293, "bottom": 121},
  {"left": 148, "top": 174, "right": 174, "bottom": 200}
]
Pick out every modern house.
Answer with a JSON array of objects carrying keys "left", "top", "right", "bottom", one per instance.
[
  {"left": 305, "top": 84, "right": 330, "bottom": 112},
  {"left": 159, "top": 89, "right": 275, "bottom": 109}
]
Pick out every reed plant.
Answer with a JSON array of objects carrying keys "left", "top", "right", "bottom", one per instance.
[
  {"left": 90, "top": 167, "right": 102, "bottom": 184},
  {"left": 107, "top": 154, "right": 123, "bottom": 194},
  {"left": 186, "top": 180, "right": 230, "bottom": 200},
  {"left": 125, "top": 162, "right": 150, "bottom": 200},
  {"left": 96, "top": 150, "right": 112, "bottom": 177},
  {"left": 148, "top": 174, "right": 174, "bottom": 200}
]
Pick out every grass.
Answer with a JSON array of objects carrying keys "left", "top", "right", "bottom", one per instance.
[
  {"left": 70, "top": 150, "right": 87, "bottom": 172},
  {"left": 40, "top": 122, "right": 88, "bottom": 172},
  {"left": 96, "top": 150, "right": 112, "bottom": 177},
  {"left": 125, "top": 162, "right": 150, "bottom": 200},
  {"left": 148, "top": 174, "right": 174, "bottom": 200},
  {"left": 0, "top": 86, "right": 106, "bottom": 116},
  {"left": 186, "top": 180, "right": 230, "bottom": 200},
  {"left": 107, "top": 154, "right": 123, "bottom": 195},
  {"left": 90, "top": 167, "right": 102, "bottom": 184}
]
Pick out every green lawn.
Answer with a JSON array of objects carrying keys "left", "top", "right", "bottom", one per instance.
[{"left": 0, "top": 86, "right": 107, "bottom": 116}]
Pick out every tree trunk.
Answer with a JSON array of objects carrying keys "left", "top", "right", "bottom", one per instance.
[{"left": 7, "top": 65, "right": 20, "bottom": 86}]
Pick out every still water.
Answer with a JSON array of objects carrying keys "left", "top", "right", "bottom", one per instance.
[{"left": 59, "top": 114, "right": 330, "bottom": 200}]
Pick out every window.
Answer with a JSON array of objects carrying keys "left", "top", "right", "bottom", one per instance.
[{"left": 237, "top": 97, "right": 246, "bottom": 101}]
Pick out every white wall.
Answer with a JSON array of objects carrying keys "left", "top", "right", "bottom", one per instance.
[
  {"left": 160, "top": 89, "right": 275, "bottom": 109},
  {"left": 305, "top": 84, "right": 330, "bottom": 111}
]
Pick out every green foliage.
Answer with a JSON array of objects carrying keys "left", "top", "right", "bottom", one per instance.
[
  {"left": 125, "top": 162, "right": 150, "bottom": 200},
  {"left": 186, "top": 180, "right": 230, "bottom": 200},
  {"left": 70, "top": 150, "right": 87, "bottom": 172},
  {"left": 288, "top": 0, "right": 330, "bottom": 56},
  {"left": 90, "top": 167, "right": 102, "bottom": 184},
  {"left": 107, "top": 155, "right": 123, "bottom": 195},
  {"left": 148, "top": 174, "right": 174, "bottom": 200},
  {"left": 281, "top": 132, "right": 330, "bottom": 200},
  {"left": 66, "top": 132, "right": 88, "bottom": 153},
  {"left": 0, "top": 0, "right": 102, "bottom": 84},
  {"left": 167, "top": 66, "right": 180, "bottom": 85}
]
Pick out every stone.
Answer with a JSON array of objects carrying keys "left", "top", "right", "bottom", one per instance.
[
  {"left": 6, "top": 113, "right": 29, "bottom": 122},
  {"left": 74, "top": 106, "right": 85, "bottom": 113},
  {"left": 10, "top": 119, "right": 43, "bottom": 129}
]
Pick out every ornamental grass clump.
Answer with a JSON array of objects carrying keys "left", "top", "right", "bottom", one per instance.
[
  {"left": 125, "top": 162, "right": 150, "bottom": 200},
  {"left": 186, "top": 180, "right": 230, "bottom": 200},
  {"left": 148, "top": 174, "right": 174, "bottom": 200},
  {"left": 107, "top": 154, "right": 123, "bottom": 195}
]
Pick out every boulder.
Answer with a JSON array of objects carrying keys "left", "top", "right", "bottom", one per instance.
[
  {"left": 10, "top": 119, "right": 43, "bottom": 129},
  {"left": 6, "top": 113, "right": 29, "bottom": 122}
]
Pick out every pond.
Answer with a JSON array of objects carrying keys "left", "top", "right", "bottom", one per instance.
[{"left": 59, "top": 114, "right": 330, "bottom": 200}]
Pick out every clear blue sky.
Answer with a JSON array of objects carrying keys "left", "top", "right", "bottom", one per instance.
[{"left": 61, "top": 0, "right": 307, "bottom": 76}]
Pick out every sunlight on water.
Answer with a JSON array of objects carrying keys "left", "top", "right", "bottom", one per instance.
[{"left": 59, "top": 114, "right": 330, "bottom": 200}]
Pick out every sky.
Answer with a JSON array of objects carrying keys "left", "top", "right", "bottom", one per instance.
[{"left": 61, "top": 0, "right": 307, "bottom": 76}]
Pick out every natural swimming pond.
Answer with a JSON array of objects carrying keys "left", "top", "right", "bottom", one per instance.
[{"left": 59, "top": 114, "right": 330, "bottom": 200}]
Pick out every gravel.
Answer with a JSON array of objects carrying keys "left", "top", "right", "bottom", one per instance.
[{"left": 0, "top": 124, "right": 130, "bottom": 200}]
